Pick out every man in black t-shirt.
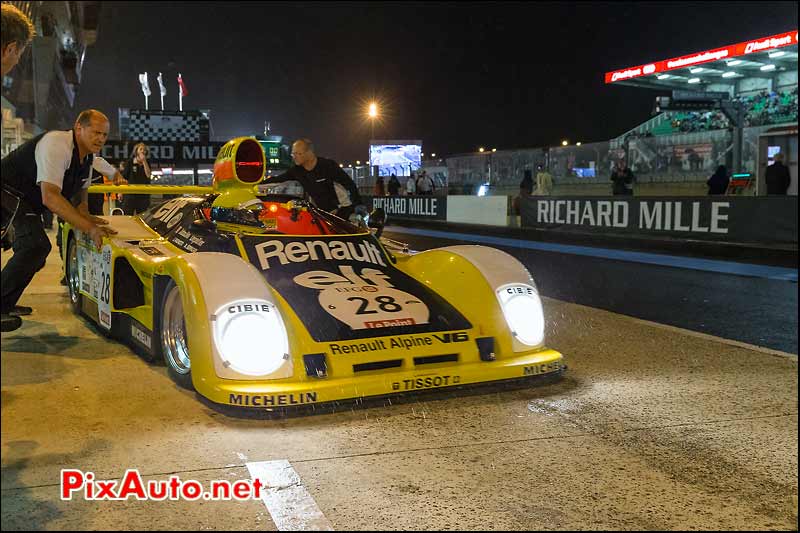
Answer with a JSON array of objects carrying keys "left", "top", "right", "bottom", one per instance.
[{"left": 268, "top": 139, "right": 365, "bottom": 219}]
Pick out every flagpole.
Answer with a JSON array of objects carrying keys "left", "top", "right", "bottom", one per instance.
[
  {"left": 179, "top": 72, "right": 183, "bottom": 111},
  {"left": 145, "top": 94, "right": 148, "bottom": 110}
]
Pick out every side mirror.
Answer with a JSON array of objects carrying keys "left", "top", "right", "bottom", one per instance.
[{"left": 368, "top": 207, "right": 386, "bottom": 238}]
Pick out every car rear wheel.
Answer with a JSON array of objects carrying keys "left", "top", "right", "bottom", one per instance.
[
  {"left": 160, "top": 280, "right": 194, "bottom": 390},
  {"left": 66, "top": 236, "right": 82, "bottom": 313}
]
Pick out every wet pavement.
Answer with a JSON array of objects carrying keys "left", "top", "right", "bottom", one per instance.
[
  {"left": 382, "top": 227, "right": 799, "bottom": 355},
  {"left": 1, "top": 229, "right": 797, "bottom": 530}
]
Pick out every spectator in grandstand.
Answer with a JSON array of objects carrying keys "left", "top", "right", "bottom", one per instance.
[
  {"left": 121, "top": 142, "right": 153, "bottom": 215},
  {"left": 706, "top": 165, "right": 729, "bottom": 195},
  {"left": 417, "top": 170, "right": 435, "bottom": 195},
  {"left": 535, "top": 164, "right": 554, "bottom": 195},
  {"left": 610, "top": 159, "right": 635, "bottom": 196},
  {"left": 374, "top": 175, "right": 386, "bottom": 196},
  {"left": 1, "top": 4, "right": 34, "bottom": 78},
  {"left": 405, "top": 173, "right": 417, "bottom": 195},
  {"left": 765, "top": 153, "right": 791, "bottom": 195},
  {"left": 387, "top": 174, "right": 401, "bottom": 196},
  {"left": 686, "top": 148, "right": 703, "bottom": 171}
]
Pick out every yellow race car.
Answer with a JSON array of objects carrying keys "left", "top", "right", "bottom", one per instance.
[{"left": 65, "top": 137, "right": 564, "bottom": 410}]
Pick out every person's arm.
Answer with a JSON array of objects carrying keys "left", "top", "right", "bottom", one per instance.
[
  {"left": 41, "top": 183, "right": 116, "bottom": 249},
  {"left": 331, "top": 162, "right": 363, "bottom": 205},
  {"left": 266, "top": 166, "right": 298, "bottom": 184},
  {"left": 93, "top": 156, "right": 127, "bottom": 185}
]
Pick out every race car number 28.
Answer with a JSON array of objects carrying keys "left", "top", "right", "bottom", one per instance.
[
  {"left": 320, "top": 286, "right": 430, "bottom": 330},
  {"left": 293, "top": 265, "right": 431, "bottom": 330},
  {"left": 97, "top": 244, "right": 112, "bottom": 330}
]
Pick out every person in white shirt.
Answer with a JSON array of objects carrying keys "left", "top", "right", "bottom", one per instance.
[
  {"left": 1, "top": 109, "right": 126, "bottom": 331},
  {"left": 405, "top": 173, "right": 417, "bottom": 195}
]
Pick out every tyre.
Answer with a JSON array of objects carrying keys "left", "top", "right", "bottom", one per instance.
[{"left": 159, "top": 280, "right": 194, "bottom": 390}]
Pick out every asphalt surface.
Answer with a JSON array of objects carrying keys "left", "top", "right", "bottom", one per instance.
[
  {"left": 382, "top": 227, "right": 799, "bottom": 355},
  {"left": 1, "top": 228, "right": 797, "bottom": 530}
]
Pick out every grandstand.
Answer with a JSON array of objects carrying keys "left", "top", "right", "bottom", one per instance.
[
  {"left": 443, "top": 30, "right": 797, "bottom": 197},
  {"left": 617, "top": 88, "right": 798, "bottom": 137},
  {"left": 607, "top": 30, "right": 798, "bottom": 140},
  {"left": 604, "top": 30, "right": 798, "bottom": 195}
]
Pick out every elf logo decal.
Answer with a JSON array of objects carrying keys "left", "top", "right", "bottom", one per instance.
[
  {"left": 254, "top": 239, "right": 387, "bottom": 270},
  {"left": 152, "top": 198, "right": 194, "bottom": 229},
  {"left": 293, "top": 265, "right": 429, "bottom": 330}
]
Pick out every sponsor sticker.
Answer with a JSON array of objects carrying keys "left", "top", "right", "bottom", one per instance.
[
  {"left": 98, "top": 244, "right": 113, "bottom": 330},
  {"left": 228, "top": 392, "right": 318, "bottom": 407},
  {"left": 131, "top": 323, "right": 152, "bottom": 349},
  {"left": 523, "top": 360, "right": 562, "bottom": 376},
  {"left": 391, "top": 375, "right": 461, "bottom": 391},
  {"left": 139, "top": 246, "right": 164, "bottom": 256}
]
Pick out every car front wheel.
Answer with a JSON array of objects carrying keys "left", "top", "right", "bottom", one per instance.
[{"left": 160, "top": 280, "right": 193, "bottom": 390}]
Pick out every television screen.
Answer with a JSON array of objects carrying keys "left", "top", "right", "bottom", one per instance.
[
  {"left": 768, "top": 145, "right": 781, "bottom": 164},
  {"left": 572, "top": 167, "right": 596, "bottom": 178},
  {"left": 369, "top": 142, "right": 422, "bottom": 177}
]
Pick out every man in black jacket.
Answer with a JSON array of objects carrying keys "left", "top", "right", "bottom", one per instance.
[
  {"left": 268, "top": 139, "right": 365, "bottom": 219},
  {"left": 765, "top": 153, "right": 791, "bottom": 195},
  {"left": 611, "top": 159, "right": 635, "bottom": 196}
]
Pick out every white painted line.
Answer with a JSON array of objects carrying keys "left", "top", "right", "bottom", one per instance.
[
  {"left": 246, "top": 460, "right": 333, "bottom": 531},
  {"left": 625, "top": 317, "right": 798, "bottom": 359},
  {"left": 556, "top": 299, "right": 797, "bottom": 359}
]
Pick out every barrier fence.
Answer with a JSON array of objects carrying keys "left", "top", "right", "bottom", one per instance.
[{"left": 365, "top": 194, "right": 798, "bottom": 244}]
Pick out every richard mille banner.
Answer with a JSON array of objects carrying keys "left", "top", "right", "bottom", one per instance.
[
  {"left": 519, "top": 196, "right": 798, "bottom": 244},
  {"left": 100, "top": 141, "right": 225, "bottom": 163},
  {"left": 364, "top": 195, "right": 447, "bottom": 221}
]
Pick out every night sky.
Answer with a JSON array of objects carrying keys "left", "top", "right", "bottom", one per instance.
[{"left": 77, "top": 1, "right": 798, "bottom": 162}]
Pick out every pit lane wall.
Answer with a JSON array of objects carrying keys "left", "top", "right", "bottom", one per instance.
[{"left": 364, "top": 195, "right": 798, "bottom": 245}]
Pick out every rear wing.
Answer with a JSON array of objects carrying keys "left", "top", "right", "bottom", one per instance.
[{"left": 88, "top": 185, "right": 214, "bottom": 195}]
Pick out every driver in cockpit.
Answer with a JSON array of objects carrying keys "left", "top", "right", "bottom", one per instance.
[{"left": 266, "top": 138, "right": 367, "bottom": 220}]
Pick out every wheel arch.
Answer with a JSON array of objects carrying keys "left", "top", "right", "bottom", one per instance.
[{"left": 152, "top": 252, "right": 283, "bottom": 395}]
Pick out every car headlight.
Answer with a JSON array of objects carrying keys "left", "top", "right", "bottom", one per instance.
[
  {"left": 496, "top": 283, "right": 545, "bottom": 347},
  {"left": 213, "top": 299, "right": 289, "bottom": 376}
]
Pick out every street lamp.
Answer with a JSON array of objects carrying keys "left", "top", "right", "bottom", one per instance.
[
  {"left": 561, "top": 140, "right": 568, "bottom": 146},
  {"left": 367, "top": 102, "right": 378, "bottom": 141},
  {"left": 479, "top": 147, "right": 485, "bottom": 153}
]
